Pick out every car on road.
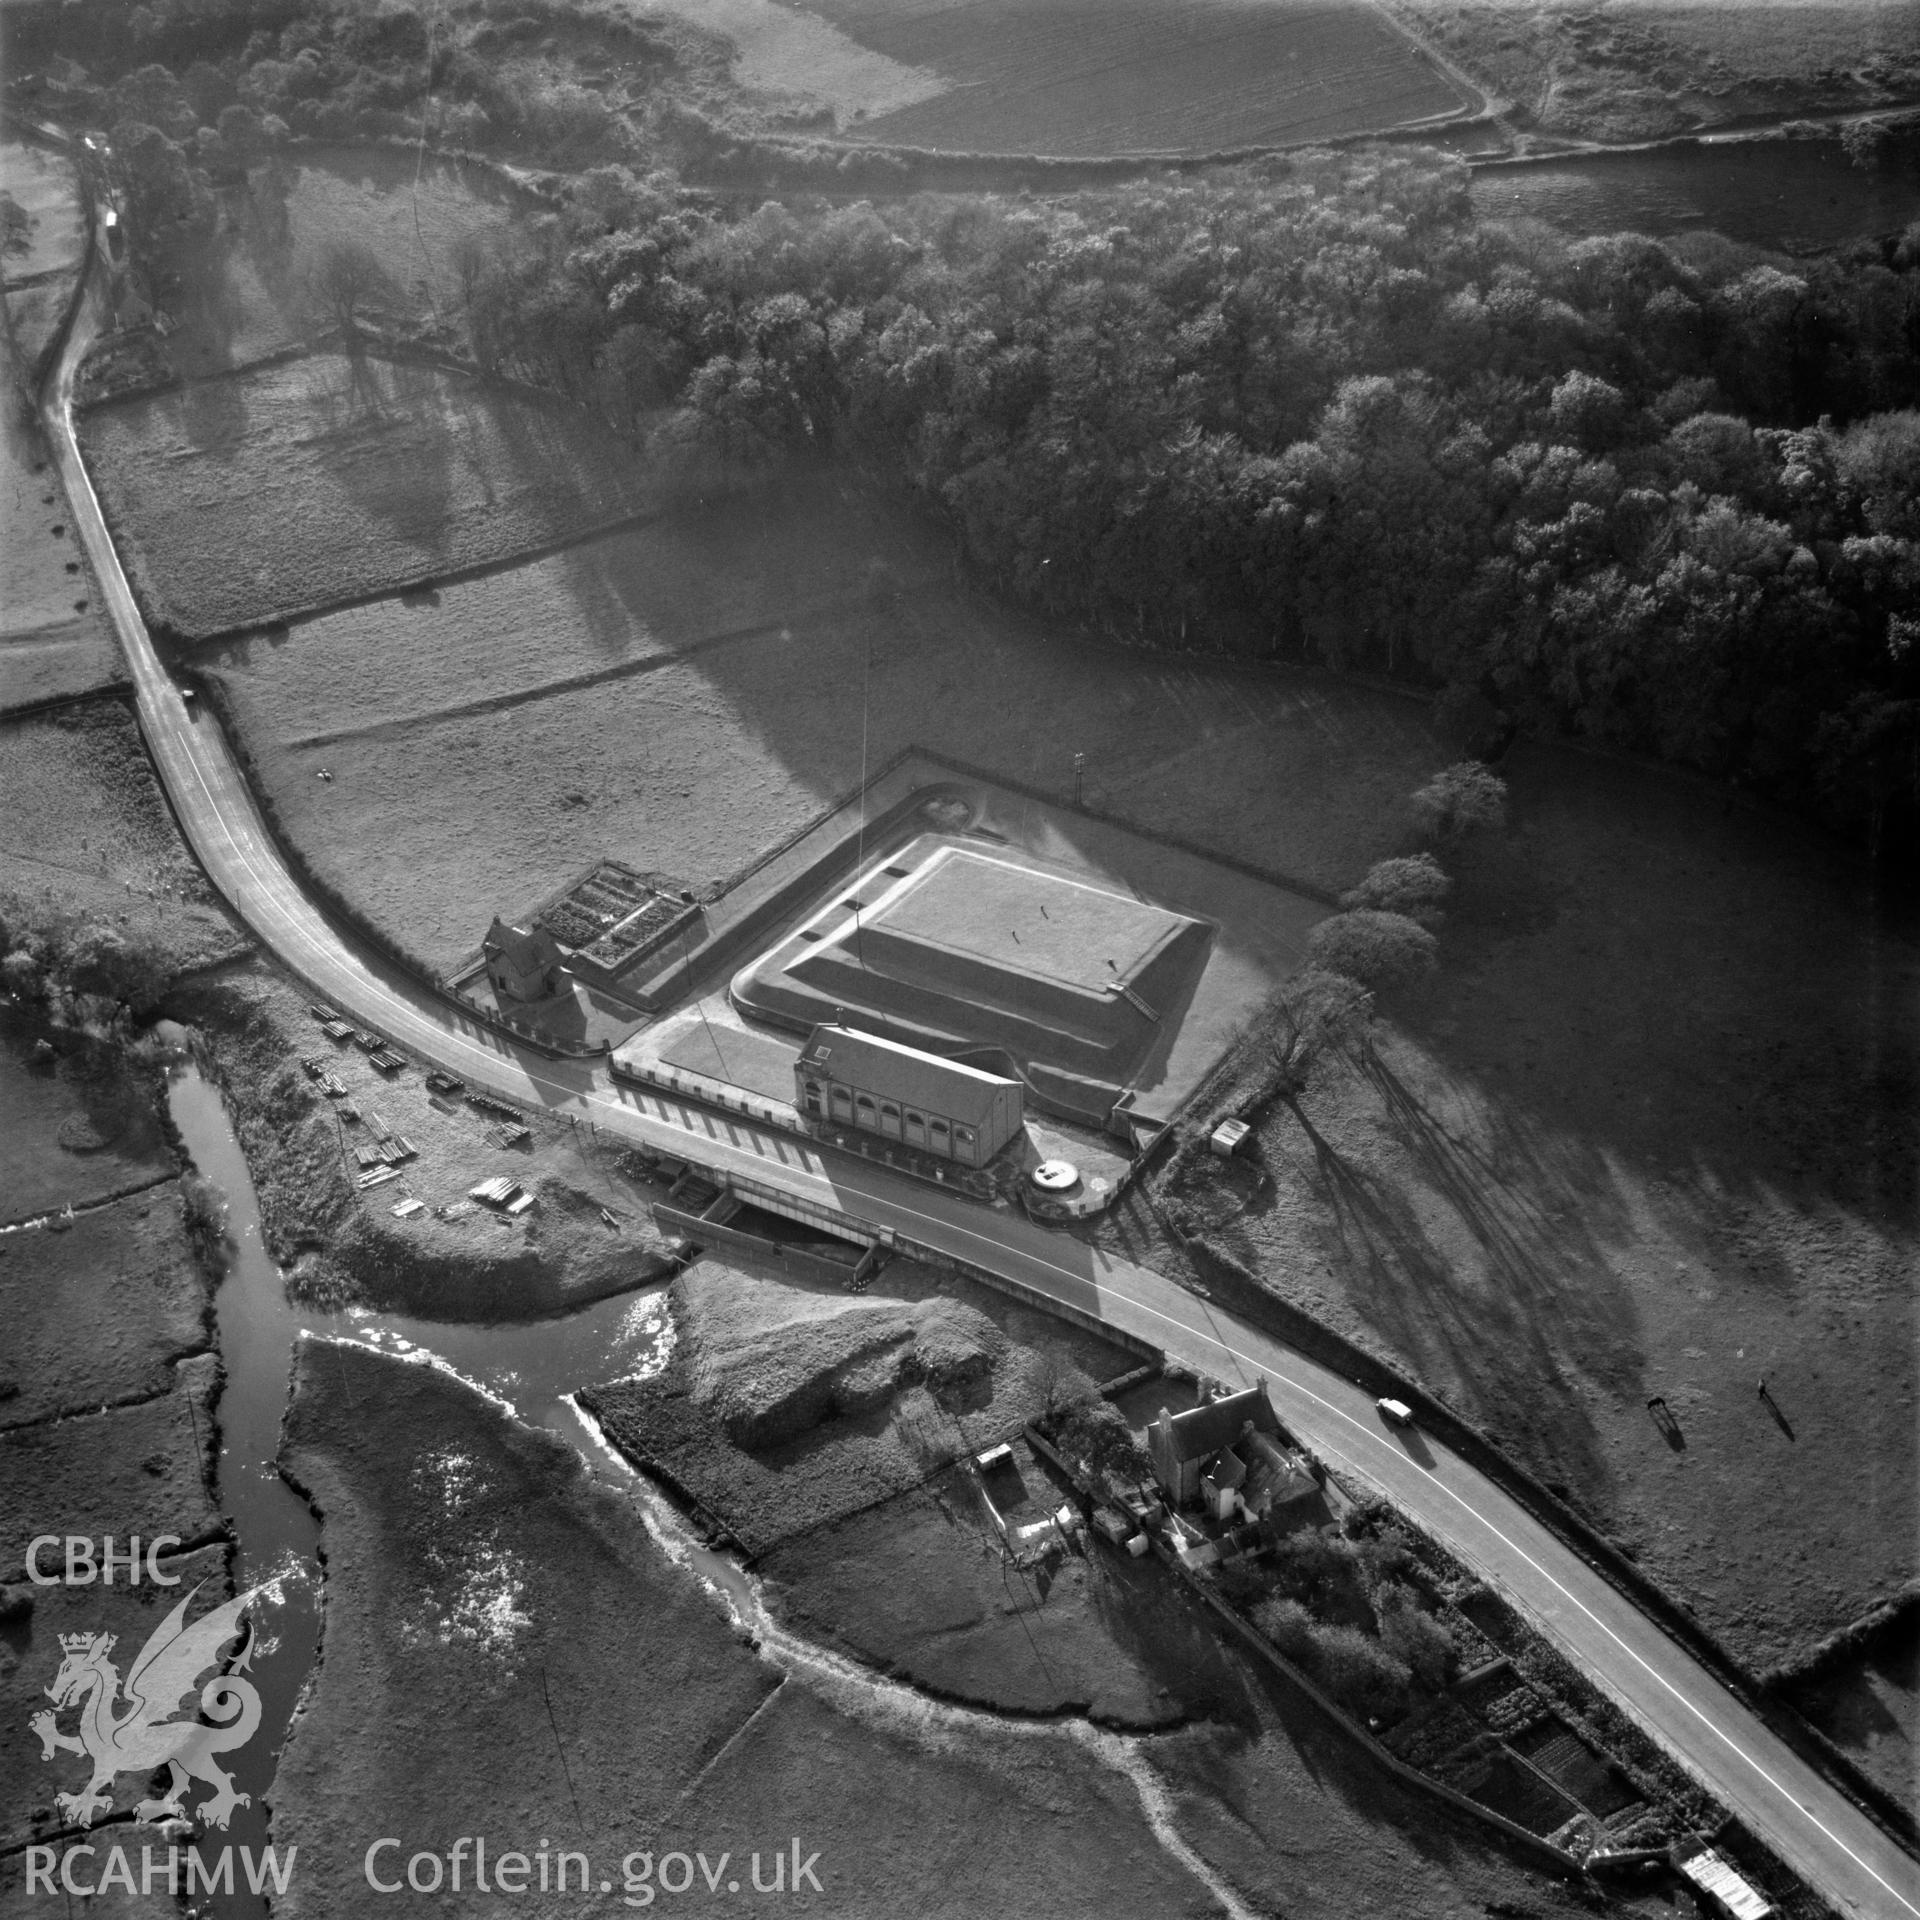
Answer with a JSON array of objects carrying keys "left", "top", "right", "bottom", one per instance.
[{"left": 1376, "top": 1396, "right": 1415, "bottom": 1428}]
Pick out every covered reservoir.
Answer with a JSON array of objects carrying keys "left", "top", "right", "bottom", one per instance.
[{"left": 732, "top": 835, "right": 1212, "bottom": 1130}]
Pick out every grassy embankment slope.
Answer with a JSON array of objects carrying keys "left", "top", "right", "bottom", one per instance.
[
  {"left": 277, "top": 1333, "right": 1612, "bottom": 1920},
  {"left": 584, "top": 1252, "right": 1139, "bottom": 1554},
  {"left": 1, "top": 700, "right": 244, "bottom": 969}
]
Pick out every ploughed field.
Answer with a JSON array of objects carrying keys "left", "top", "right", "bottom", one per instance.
[{"left": 819, "top": 0, "right": 1473, "bottom": 154}]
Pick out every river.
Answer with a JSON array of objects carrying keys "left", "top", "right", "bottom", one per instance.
[
  {"left": 1468, "top": 134, "right": 1920, "bottom": 253},
  {"left": 164, "top": 1060, "right": 677, "bottom": 1918},
  {"left": 165, "top": 1055, "right": 1249, "bottom": 1918}
]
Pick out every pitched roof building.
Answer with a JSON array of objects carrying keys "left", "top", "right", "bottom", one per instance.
[
  {"left": 1149, "top": 1383, "right": 1285, "bottom": 1509},
  {"left": 483, "top": 917, "right": 565, "bottom": 1003}
]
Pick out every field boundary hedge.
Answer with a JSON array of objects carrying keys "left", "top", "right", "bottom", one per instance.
[
  {"left": 177, "top": 665, "right": 606, "bottom": 1060},
  {"left": 1160, "top": 1212, "right": 1920, "bottom": 1859}
]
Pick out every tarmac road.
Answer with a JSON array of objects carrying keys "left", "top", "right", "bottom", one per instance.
[{"left": 43, "top": 259, "right": 1920, "bottom": 1919}]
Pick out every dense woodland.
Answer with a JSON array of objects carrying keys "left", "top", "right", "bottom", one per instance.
[
  {"left": 497, "top": 159, "right": 1920, "bottom": 849},
  {"left": 21, "top": 0, "right": 1920, "bottom": 851}
]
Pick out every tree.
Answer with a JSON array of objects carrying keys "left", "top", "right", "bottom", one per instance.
[
  {"left": 0, "top": 193, "right": 33, "bottom": 260},
  {"left": 308, "top": 239, "right": 393, "bottom": 342},
  {"left": 1259, "top": 966, "right": 1372, "bottom": 1096},
  {"left": 1410, "top": 761, "right": 1507, "bottom": 840},
  {"left": 1305, "top": 911, "right": 1438, "bottom": 991},
  {"left": 1251, "top": 1596, "right": 1315, "bottom": 1662},
  {"left": 1339, "top": 853, "right": 1451, "bottom": 927},
  {"left": 1308, "top": 1622, "right": 1412, "bottom": 1722},
  {"left": 1374, "top": 1582, "right": 1456, "bottom": 1690}
]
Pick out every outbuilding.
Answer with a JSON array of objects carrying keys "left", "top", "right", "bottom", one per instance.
[{"left": 794, "top": 1023, "right": 1024, "bottom": 1168}]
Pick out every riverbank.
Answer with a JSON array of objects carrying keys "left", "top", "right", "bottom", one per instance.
[
  {"left": 167, "top": 960, "right": 680, "bottom": 1320},
  {"left": 270, "top": 1335, "right": 1219, "bottom": 1919}
]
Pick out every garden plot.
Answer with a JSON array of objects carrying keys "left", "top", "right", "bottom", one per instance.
[
  {"left": 827, "top": 0, "right": 1472, "bottom": 155},
  {"left": 79, "top": 353, "right": 664, "bottom": 638}
]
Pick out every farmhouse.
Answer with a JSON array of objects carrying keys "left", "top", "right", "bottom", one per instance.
[
  {"left": 794, "top": 1023, "right": 1024, "bottom": 1169},
  {"left": 1148, "top": 1383, "right": 1315, "bottom": 1524},
  {"left": 482, "top": 917, "right": 564, "bottom": 1002}
]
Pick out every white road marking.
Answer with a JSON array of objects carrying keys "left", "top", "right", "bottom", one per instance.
[{"left": 46, "top": 266, "right": 1917, "bottom": 1920}]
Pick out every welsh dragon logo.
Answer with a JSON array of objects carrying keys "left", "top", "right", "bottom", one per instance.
[{"left": 30, "top": 1580, "right": 273, "bottom": 1832}]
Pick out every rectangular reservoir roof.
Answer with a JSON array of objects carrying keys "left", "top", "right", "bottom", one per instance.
[{"left": 870, "top": 845, "right": 1193, "bottom": 990}]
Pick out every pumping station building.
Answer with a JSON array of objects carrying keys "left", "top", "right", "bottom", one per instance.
[{"left": 794, "top": 1024, "right": 1024, "bottom": 1169}]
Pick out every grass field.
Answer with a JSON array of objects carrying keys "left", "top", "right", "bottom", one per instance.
[
  {"left": 1182, "top": 740, "right": 1920, "bottom": 1675},
  {"left": 202, "top": 479, "right": 1438, "bottom": 968},
  {"left": 278, "top": 1329, "right": 1616, "bottom": 1920},
  {"left": 152, "top": 147, "right": 539, "bottom": 386},
  {"left": 79, "top": 353, "right": 665, "bottom": 638},
  {"left": 0, "top": 139, "right": 86, "bottom": 290},
  {"left": 586, "top": 1252, "right": 1136, "bottom": 1553},
  {"left": 1, "top": 332, "right": 120, "bottom": 713},
  {"left": 827, "top": 0, "right": 1472, "bottom": 155},
  {"left": 1787, "top": 1630, "right": 1919, "bottom": 1810},
  {"left": 759, "top": 1444, "right": 1246, "bottom": 1724},
  {"left": 0, "top": 1181, "right": 209, "bottom": 1424},
  {"left": 648, "top": 0, "right": 946, "bottom": 121},
  {"left": 0, "top": 1018, "right": 176, "bottom": 1222},
  {"left": 0, "top": 701, "right": 246, "bottom": 975},
  {"left": 273, "top": 1336, "right": 1216, "bottom": 1920},
  {"left": 1401, "top": 0, "right": 1920, "bottom": 140}
]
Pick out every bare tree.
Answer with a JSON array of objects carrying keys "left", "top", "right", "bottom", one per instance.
[
  {"left": 308, "top": 238, "right": 393, "bottom": 344},
  {"left": 449, "top": 229, "right": 492, "bottom": 316},
  {"left": 1260, "top": 967, "right": 1373, "bottom": 1099}
]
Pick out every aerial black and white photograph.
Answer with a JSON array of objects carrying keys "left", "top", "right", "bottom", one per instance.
[{"left": 1, "top": 0, "right": 1916, "bottom": 1914}]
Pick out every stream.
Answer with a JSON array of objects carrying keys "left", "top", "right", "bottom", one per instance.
[{"left": 166, "top": 1057, "right": 1249, "bottom": 1919}]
